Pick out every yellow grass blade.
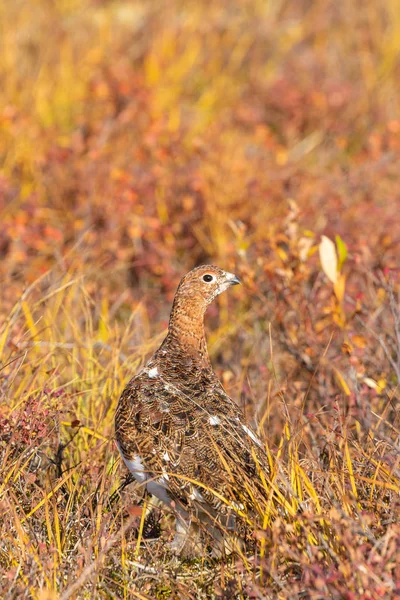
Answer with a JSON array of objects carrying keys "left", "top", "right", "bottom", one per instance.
[
  {"left": 21, "top": 470, "right": 75, "bottom": 523},
  {"left": 21, "top": 300, "right": 39, "bottom": 340}
]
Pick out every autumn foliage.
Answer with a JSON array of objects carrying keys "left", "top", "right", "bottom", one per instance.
[{"left": 0, "top": 1, "right": 399, "bottom": 598}]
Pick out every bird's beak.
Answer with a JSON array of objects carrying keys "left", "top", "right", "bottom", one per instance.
[{"left": 225, "top": 272, "right": 241, "bottom": 286}]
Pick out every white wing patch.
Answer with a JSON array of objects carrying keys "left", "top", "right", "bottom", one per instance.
[
  {"left": 122, "top": 454, "right": 147, "bottom": 483},
  {"left": 209, "top": 415, "right": 221, "bottom": 426},
  {"left": 147, "top": 366, "right": 159, "bottom": 378},
  {"left": 119, "top": 450, "right": 173, "bottom": 505}
]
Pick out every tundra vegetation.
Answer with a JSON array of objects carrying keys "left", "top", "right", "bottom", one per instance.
[{"left": 0, "top": 1, "right": 399, "bottom": 598}]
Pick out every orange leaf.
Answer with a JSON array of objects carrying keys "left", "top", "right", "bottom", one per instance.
[{"left": 128, "top": 505, "right": 143, "bottom": 518}]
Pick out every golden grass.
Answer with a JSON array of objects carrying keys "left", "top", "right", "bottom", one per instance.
[{"left": 1, "top": 0, "right": 400, "bottom": 598}]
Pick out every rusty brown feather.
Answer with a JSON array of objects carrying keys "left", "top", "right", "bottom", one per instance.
[{"left": 115, "top": 265, "right": 270, "bottom": 553}]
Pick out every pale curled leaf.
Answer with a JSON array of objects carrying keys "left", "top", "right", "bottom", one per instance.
[{"left": 319, "top": 235, "right": 338, "bottom": 284}]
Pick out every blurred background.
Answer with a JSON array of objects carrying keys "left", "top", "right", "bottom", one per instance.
[
  {"left": 1, "top": 2, "right": 400, "bottom": 597},
  {"left": 1, "top": 0, "right": 399, "bottom": 279},
  {"left": 2, "top": 0, "right": 400, "bottom": 396}
]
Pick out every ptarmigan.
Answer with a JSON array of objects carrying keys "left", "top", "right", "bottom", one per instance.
[{"left": 115, "top": 265, "right": 274, "bottom": 554}]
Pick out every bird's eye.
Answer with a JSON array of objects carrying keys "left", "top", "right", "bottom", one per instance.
[{"left": 202, "top": 274, "right": 214, "bottom": 283}]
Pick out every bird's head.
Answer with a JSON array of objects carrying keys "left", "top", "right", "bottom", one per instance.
[
  {"left": 175, "top": 265, "right": 241, "bottom": 307},
  {"left": 167, "top": 265, "right": 241, "bottom": 354}
]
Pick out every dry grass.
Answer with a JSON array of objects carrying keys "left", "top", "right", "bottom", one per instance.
[{"left": 1, "top": 1, "right": 400, "bottom": 598}]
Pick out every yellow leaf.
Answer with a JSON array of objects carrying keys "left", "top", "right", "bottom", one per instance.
[
  {"left": 376, "top": 379, "right": 386, "bottom": 393},
  {"left": 333, "top": 273, "right": 346, "bottom": 304},
  {"left": 335, "top": 235, "right": 348, "bottom": 270},
  {"left": 319, "top": 235, "right": 338, "bottom": 284},
  {"left": 334, "top": 368, "right": 351, "bottom": 395},
  {"left": 352, "top": 335, "right": 367, "bottom": 348},
  {"left": 276, "top": 247, "right": 288, "bottom": 262}
]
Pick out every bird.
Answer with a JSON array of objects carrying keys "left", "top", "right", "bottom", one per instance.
[{"left": 115, "top": 265, "right": 276, "bottom": 554}]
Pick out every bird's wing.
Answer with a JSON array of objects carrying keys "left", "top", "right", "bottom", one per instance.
[{"left": 115, "top": 372, "right": 269, "bottom": 515}]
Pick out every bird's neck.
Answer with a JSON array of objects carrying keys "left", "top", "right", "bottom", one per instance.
[{"left": 166, "top": 294, "right": 210, "bottom": 363}]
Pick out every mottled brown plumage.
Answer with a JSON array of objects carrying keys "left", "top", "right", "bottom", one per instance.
[{"left": 115, "top": 265, "right": 271, "bottom": 553}]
